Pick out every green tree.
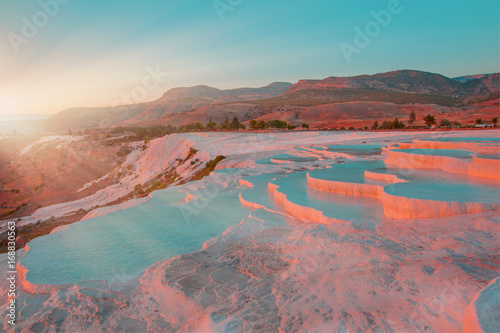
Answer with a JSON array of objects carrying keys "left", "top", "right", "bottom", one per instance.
[
  {"left": 269, "top": 119, "right": 287, "bottom": 129},
  {"left": 230, "top": 117, "right": 240, "bottom": 130},
  {"left": 439, "top": 119, "right": 451, "bottom": 128},
  {"left": 379, "top": 121, "right": 391, "bottom": 129},
  {"left": 205, "top": 120, "right": 217, "bottom": 131},
  {"left": 492, "top": 117, "right": 498, "bottom": 126},
  {"left": 220, "top": 118, "right": 229, "bottom": 130},
  {"left": 475, "top": 118, "right": 482, "bottom": 125},
  {"left": 391, "top": 118, "right": 405, "bottom": 129},
  {"left": 408, "top": 110, "right": 416, "bottom": 127},
  {"left": 249, "top": 120, "right": 257, "bottom": 130},
  {"left": 372, "top": 121, "right": 379, "bottom": 130},
  {"left": 181, "top": 123, "right": 194, "bottom": 132},
  {"left": 194, "top": 122, "right": 204, "bottom": 131},
  {"left": 423, "top": 114, "right": 436, "bottom": 127},
  {"left": 259, "top": 120, "right": 268, "bottom": 129}
]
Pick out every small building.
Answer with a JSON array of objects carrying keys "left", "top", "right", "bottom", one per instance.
[{"left": 475, "top": 121, "right": 494, "bottom": 128}]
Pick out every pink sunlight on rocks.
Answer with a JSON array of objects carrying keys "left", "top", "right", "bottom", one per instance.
[{"left": 1, "top": 131, "right": 498, "bottom": 332}]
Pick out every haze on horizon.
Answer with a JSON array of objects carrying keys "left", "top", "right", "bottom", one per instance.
[{"left": 0, "top": 0, "right": 498, "bottom": 117}]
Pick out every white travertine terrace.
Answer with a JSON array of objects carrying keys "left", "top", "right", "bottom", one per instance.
[
  {"left": 3, "top": 131, "right": 499, "bottom": 332},
  {"left": 463, "top": 277, "right": 499, "bottom": 333}
]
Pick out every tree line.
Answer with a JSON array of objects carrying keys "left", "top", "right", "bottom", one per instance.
[
  {"left": 110, "top": 117, "right": 310, "bottom": 140},
  {"left": 106, "top": 111, "right": 498, "bottom": 141},
  {"left": 371, "top": 111, "right": 498, "bottom": 130}
]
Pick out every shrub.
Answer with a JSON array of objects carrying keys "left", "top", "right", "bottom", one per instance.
[
  {"left": 206, "top": 155, "right": 226, "bottom": 170},
  {"left": 187, "top": 148, "right": 198, "bottom": 160},
  {"left": 439, "top": 119, "right": 451, "bottom": 127},
  {"left": 423, "top": 114, "right": 436, "bottom": 127},
  {"left": 249, "top": 120, "right": 257, "bottom": 130}
]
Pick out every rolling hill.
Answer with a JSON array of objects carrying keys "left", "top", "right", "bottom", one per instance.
[
  {"left": 40, "top": 70, "right": 499, "bottom": 132},
  {"left": 43, "top": 82, "right": 292, "bottom": 132}
]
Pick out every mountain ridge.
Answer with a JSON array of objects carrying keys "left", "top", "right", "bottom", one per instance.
[
  {"left": 282, "top": 70, "right": 498, "bottom": 97},
  {"left": 41, "top": 70, "right": 499, "bottom": 132},
  {"left": 161, "top": 82, "right": 293, "bottom": 100}
]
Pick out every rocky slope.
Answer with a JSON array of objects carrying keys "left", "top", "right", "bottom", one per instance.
[
  {"left": 42, "top": 82, "right": 292, "bottom": 132},
  {"left": 39, "top": 71, "right": 499, "bottom": 133},
  {"left": 0, "top": 136, "right": 124, "bottom": 221},
  {"left": 453, "top": 74, "right": 493, "bottom": 84},
  {"left": 283, "top": 70, "right": 465, "bottom": 96}
]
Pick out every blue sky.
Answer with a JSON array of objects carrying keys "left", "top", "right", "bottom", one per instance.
[{"left": 0, "top": 0, "right": 499, "bottom": 115}]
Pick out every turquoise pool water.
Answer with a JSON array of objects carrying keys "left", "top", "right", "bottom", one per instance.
[
  {"left": 422, "top": 137, "right": 500, "bottom": 143},
  {"left": 308, "top": 161, "right": 385, "bottom": 184},
  {"left": 325, "top": 144, "right": 384, "bottom": 156},
  {"left": 396, "top": 149, "right": 474, "bottom": 159},
  {"left": 382, "top": 168, "right": 499, "bottom": 203},
  {"left": 20, "top": 179, "right": 251, "bottom": 285},
  {"left": 239, "top": 173, "right": 285, "bottom": 211},
  {"left": 271, "top": 171, "right": 385, "bottom": 222},
  {"left": 306, "top": 161, "right": 499, "bottom": 204},
  {"left": 255, "top": 153, "right": 317, "bottom": 165},
  {"left": 19, "top": 141, "right": 500, "bottom": 288}
]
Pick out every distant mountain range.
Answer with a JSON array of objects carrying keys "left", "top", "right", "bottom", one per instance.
[
  {"left": 161, "top": 82, "right": 292, "bottom": 101},
  {"left": 43, "top": 82, "right": 292, "bottom": 132},
  {"left": 0, "top": 114, "right": 52, "bottom": 136},
  {"left": 41, "top": 70, "right": 499, "bottom": 132},
  {"left": 283, "top": 70, "right": 498, "bottom": 97},
  {"left": 452, "top": 74, "right": 494, "bottom": 84}
]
